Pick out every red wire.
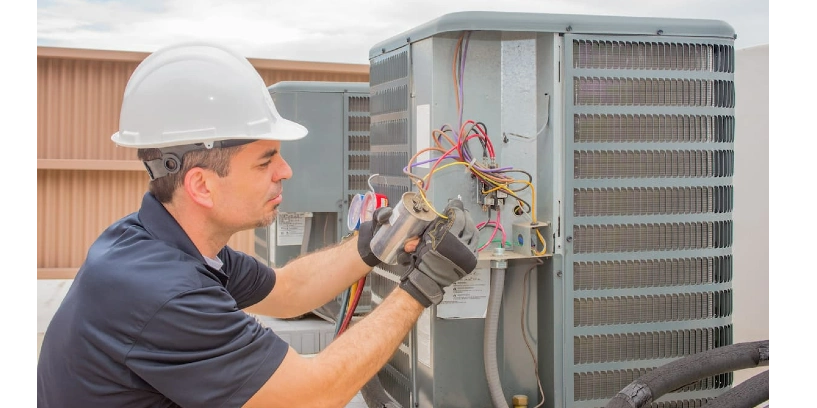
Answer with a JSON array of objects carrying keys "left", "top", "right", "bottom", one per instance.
[
  {"left": 423, "top": 144, "right": 459, "bottom": 191},
  {"left": 338, "top": 276, "right": 366, "bottom": 335}
]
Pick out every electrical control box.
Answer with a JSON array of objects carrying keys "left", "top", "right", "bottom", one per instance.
[
  {"left": 253, "top": 81, "right": 373, "bottom": 322},
  {"left": 366, "top": 11, "right": 736, "bottom": 407}
]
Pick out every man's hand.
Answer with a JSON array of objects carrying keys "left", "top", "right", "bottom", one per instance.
[
  {"left": 357, "top": 207, "right": 393, "bottom": 267},
  {"left": 399, "top": 199, "right": 479, "bottom": 307}
]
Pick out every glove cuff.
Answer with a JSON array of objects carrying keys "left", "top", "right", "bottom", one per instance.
[
  {"left": 399, "top": 269, "right": 444, "bottom": 307},
  {"left": 361, "top": 253, "right": 380, "bottom": 268},
  {"left": 356, "top": 221, "right": 381, "bottom": 267}
]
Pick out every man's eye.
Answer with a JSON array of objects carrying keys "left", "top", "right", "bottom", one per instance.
[{"left": 259, "top": 161, "right": 271, "bottom": 168}]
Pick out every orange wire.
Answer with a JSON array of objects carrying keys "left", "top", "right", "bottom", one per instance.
[{"left": 452, "top": 34, "right": 464, "bottom": 116}]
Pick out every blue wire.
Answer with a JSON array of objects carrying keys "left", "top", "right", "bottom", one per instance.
[{"left": 334, "top": 287, "right": 350, "bottom": 335}]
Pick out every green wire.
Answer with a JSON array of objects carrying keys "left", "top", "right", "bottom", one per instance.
[{"left": 479, "top": 238, "right": 512, "bottom": 248}]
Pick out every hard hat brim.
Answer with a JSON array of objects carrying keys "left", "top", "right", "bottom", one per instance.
[{"left": 111, "top": 116, "right": 309, "bottom": 149}]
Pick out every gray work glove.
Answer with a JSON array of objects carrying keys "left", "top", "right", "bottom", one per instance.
[
  {"left": 399, "top": 199, "right": 479, "bottom": 307},
  {"left": 357, "top": 207, "right": 393, "bottom": 267}
]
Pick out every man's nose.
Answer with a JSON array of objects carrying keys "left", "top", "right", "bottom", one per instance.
[{"left": 275, "top": 157, "right": 293, "bottom": 181}]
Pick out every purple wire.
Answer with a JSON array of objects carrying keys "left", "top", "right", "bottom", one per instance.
[
  {"left": 457, "top": 32, "right": 470, "bottom": 129},
  {"left": 404, "top": 156, "right": 513, "bottom": 172}
]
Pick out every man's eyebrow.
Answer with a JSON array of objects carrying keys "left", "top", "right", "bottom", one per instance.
[{"left": 259, "top": 148, "right": 278, "bottom": 160}]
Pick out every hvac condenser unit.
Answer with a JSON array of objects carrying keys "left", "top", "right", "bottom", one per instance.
[
  {"left": 253, "top": 81, "right": 373, "bottom": 322},
  {"left": 366, "top": 12, "right": 735, "bottom": 408}
]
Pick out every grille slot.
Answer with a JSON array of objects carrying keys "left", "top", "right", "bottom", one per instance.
[
  {"left": 575, "top": 114, "right": 734, "bottom": 143},
  {"left": 575, "top": 369, "right": 731, "bottom": 401},
  {"left": 574, "top": 325, "right": 733, "bottom": 364},
  {"left": 573, "top": 221, "right": 732, "bottom": 253},
  {"left": 574, "top": 186, "right": 733, "bottom": 216},
  {"left": 574, "top": 290, "right": 733, "bottom": 326},
  {"left": 371, "top": 119, "right": 409, "bottom": 146},
  {"left": 573, "top": 40, "right": 734, "bottom": 73},
  {"left": 574, "top": 150, "right": 734, "bottom": 179},
  {"left": 574, "top": 256, "right": 732, "bottom": 290},
  {"left": 574, "top": 77, "right": 734, "bottom": 108}
]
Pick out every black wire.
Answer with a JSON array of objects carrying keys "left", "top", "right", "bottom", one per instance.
[
  {"left": 504, "top": 190, "right": 532, "bottom": 214},
  {"left": 478, "top": 207, "right": 493, "bottom": 230},
  {"left": 467, "top": 123, "right": 488, "bottom": 158},
  {"left": 495, "top": 169, "right": 534, "bottom": 192}
]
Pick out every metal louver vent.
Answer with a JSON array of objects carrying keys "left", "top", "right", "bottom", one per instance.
[
  {"left": 348, "top": 96, "right": 369, "bottom": 112},
  {"left": 574, "top": 150, "right": 734, "bottom": 179},
  {"left": 573, "top": 40, "right": 734, "bottom": 73},
  {"left": 348, "top": 135, "right": 370, "bottom": 152},
  {"left": 370, "top": 152, "right": 410, "bottom": 177},
  {"left": 575, "top": 370, "right": 730, "bottom": 401},
  {"left": 369, "top": 47, "right": 412, "bottom": 408},
  {"left": 574, "top": 77, "right": 734, "bottom": 107},
  {"left": 370, "top": 51, "right": 409, "bottom": 86},
  {"left": 574, "top": 325, "right": 733, "bottom": 364},
  {"left": 574, "top": 186, "right": 733, "bottom": 216},
  {"left": 574, "top": 256, "right": 732, "bottom": 290},
  {"left": 575, "top": 114, "right": 735, "bottom": 143},
  {"left": 573, "top": 221, "right": 733, "bottom": 253},
  {"left": 574, "top": 290, "right": 733, "bottom": 326},
  {"left": 371, "top": 119, "right": 409, "bottom": 145},
  {"left": 565, "top": 32, "right": 735, "bottom": 407}
]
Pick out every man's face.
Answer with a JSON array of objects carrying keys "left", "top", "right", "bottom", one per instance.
[{"left": 211, "top": 139, "right": 292, "bottom": 232}]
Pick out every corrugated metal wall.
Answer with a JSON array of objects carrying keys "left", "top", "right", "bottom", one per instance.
[{"left": 37, "top": 46, "right": 369, "bottom": 279}]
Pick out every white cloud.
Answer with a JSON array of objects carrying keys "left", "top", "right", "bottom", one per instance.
[{"left": 37, "top": 0, "right": 768, "bottom": 64}]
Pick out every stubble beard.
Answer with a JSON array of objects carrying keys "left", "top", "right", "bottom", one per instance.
[{"left": 256, "top": 203, "right": 279, "bottom": 228}]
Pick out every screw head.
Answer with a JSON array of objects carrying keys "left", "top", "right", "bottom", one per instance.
[{"left": 566, "top": 236, "right": 573, "bottom": 243}]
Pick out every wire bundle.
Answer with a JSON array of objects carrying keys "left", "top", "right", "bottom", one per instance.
[{"left": 402, "top": 32, "right": 546, "bottom": 255}]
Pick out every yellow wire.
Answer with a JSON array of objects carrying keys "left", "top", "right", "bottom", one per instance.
[
  {"left": 417, "top": 189, "right": 448, "bottom": 219},
  {"left": 407, "top": 148, "right": 548, "bottom": 257},
  {"left": 347, "top": 282, "right": 358, "bottom": 309}
]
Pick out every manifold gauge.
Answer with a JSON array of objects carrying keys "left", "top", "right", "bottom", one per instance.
[
  {"left": 361, "top": 191, "right": 388, "bottom": 223},
  {"left": 347, "top": 193, "right": 365, "bottom": 231}
]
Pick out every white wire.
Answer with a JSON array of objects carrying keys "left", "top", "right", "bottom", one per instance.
[{"left": 367, "top": 173, "right": 379, "bottom": 192}]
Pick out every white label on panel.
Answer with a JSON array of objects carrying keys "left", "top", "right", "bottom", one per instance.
[
  {"left": 276, "top": 212, "right": 310, "bottom": 246},
  {"left": 416, "top": 104, "right": 431, "bottom": 168},
  {"left": 437, "top": 267, "right": 490, "bottom": 319}
]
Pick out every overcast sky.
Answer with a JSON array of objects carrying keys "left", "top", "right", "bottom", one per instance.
[{"left": 37, "top": 0, "right": 768, "bottom": 65}]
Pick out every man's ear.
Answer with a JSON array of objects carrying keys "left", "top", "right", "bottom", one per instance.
[{"left": 183, "top": 168, "right": 215, "bottom": 209}]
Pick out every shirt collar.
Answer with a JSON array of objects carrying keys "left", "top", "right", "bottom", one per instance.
[{"left": 137, "top": 192, "right": 206, "bottom": 264}]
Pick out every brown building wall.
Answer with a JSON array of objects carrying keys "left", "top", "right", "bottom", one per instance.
[{"left": 37, "top": 46, "right": 369, "bottom": 279}]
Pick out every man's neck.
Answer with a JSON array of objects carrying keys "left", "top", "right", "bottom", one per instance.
[{"left": 162, "top": 201, "right": 231, "bottom": 259}]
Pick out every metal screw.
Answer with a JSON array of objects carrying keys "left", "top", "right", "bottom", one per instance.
[
  {"left": 566, "top": 25, "right": 573, "bottom": 32},
  {"left": 657, "top": 29, "right": 664, "bottom": 35},
  {"left": 556, "top": 270, "right": 563, "bottom": 277},
  {"left": 566, "top": 236, "right": 573, "bottom": 243}
]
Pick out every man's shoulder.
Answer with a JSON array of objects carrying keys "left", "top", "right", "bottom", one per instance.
[{"left": 78, "top": 219, "right": 210, "bottom": 303}]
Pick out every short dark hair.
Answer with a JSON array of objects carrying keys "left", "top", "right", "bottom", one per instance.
[{"left": 137, "top": 145, "right": 247, "bottom": 203}]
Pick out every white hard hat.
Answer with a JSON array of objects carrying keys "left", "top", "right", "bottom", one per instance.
[{"left": 111, "top": 42, "right": 307, "bottom": 149}]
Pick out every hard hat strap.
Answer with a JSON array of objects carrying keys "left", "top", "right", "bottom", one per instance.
[{"left": 142, "top": 139, "right": 257, "bottom": 181}]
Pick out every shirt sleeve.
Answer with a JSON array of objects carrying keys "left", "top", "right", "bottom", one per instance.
[
  {"left": 219, "top": 246, "right": 276, "bottom": 309},
  {"left": 125, "top": 285, "right": 290, "bottom": 407}
]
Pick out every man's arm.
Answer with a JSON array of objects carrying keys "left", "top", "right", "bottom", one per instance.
[
  {"left": 244, "top": 286, "right": 423, "bottom": 408},
  {"left": 245, "top": 198, "right": 480, "bottom": 408},
  {"left": 244, "top": 235, "right": 372, "bottom": 318}
]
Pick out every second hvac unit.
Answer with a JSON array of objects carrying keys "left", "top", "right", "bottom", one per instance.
[
  {"left": 367, "top": 11, "right": 735, "bottom": 408},
  {"left": 253, "top": 81, "right": 373, "bottom": 322}
]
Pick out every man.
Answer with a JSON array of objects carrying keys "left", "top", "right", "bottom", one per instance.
[{"left": 36, "top": 43, "right": 479, "bottom": 407}]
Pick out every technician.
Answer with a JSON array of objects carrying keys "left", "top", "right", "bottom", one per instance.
[{"left": 37, "top": 42, "right": 479, "bottom": 408}]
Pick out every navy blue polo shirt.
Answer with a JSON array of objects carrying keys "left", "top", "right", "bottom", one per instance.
[{"left": 37, "top": 192, "right": 290, "bottom": 407}]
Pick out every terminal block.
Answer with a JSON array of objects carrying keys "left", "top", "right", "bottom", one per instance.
[{"left": 472, "top": 160, "right": 507, "bottom": 212}]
